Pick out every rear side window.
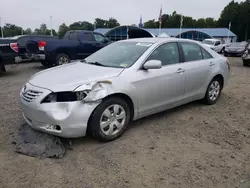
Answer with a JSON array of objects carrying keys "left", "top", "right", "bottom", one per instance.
[
  {"left": 201, "top": 48, "right": 213, "bottom": 59},
  {"left": 180, "top": 42, "right": 203, "bottom": 62}
]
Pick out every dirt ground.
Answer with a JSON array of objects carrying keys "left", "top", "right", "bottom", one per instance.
[{"left": 0, "top": 58, "right": 250, "bottom": 188}]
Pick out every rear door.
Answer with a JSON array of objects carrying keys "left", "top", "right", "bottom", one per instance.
[
  {"left": 92, "top": 33, "right": 109, "bottom": 51},
  {"left": 178, "top": 42, "right": 215, "bottom": 99}
]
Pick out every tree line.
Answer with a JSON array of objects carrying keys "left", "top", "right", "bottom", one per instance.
[{"left": 0, "top": 0, "right": 249, "bottom": 41}]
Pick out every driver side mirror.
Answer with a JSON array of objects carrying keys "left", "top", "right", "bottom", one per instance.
[{"left": 143, "top": 60, "right": 162, "bottom": 70}]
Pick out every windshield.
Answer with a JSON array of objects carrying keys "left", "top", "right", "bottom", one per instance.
[
  {"left": 84, "top": 41, "right": 153, "bottom": 68},
  {"left": 202, "top": 40, "right": 215, "bottom": 45},
  {"left": 229, "top": 42, "right": 246, "bottom": 47}
]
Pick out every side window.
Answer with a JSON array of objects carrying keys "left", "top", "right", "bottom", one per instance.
[
  {"left": 201, "top": 48, "right": 213, "bottom": 59},
  {"left": 215, "top": 41, "right": 220, "bottom": 46},
  {"left": 82, "top": 33, "right": 93, "bottom": 41},
  {"left": 94, "top": 33, "right": 106, "bottom": 43},
  {"left": 180, "top": 42, "right": 203, "bottom": 62},
  {"left": 147, "top": 43, "right": 180, "bottom": 66},
  {"left": 69, "top": 32, "right": 79, "bottom": 41}
]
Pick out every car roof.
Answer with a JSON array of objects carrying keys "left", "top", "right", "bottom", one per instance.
[{"left": 118, "top": 37, "right": 201, "bottom": 44}]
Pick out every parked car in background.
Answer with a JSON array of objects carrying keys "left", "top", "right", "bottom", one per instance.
[
  {"left": 224, "top": 42, "right": 248, "bottom": 57},
  {"left": 20, "top": 38, "right": 230, "bottom": 142},
  {"left": 202, "top": 39, "right": 228, "bottom": 53},
  {"left": 25, "top": 30, "right": 111, "bottom": 67},
  {"left": 242, "top": 43, "right": 250, "bottom": 66},
  {"left": 0, "top": 35, "right": 58, "bottom": 72},
  {"left": 14, "top": 35, "right": 58, "bottom": 63},
  {"left": 0, "top": 38, "right": 19, "bottom": 71}
]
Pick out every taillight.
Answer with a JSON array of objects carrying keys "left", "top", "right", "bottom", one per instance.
[
  {"left": 38, "top": 41, "right": 47, "bottom": 51},
  {"left": 10, "top": 43, "right": 18, "bottom": 52}
]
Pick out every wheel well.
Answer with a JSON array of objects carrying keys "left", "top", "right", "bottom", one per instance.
[
  {"left": 55, "top": 50, "right": 71, "bottom": 59},
  {"left": 213, "top": 74, "right": 224, "bottom": 89},
  {"left": 104, "top": 93, "right": 135, "bottom": 121}
]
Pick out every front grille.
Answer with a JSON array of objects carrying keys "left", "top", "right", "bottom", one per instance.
[{"left": 21, "top": 90, "right": 43, "bottom": 102}]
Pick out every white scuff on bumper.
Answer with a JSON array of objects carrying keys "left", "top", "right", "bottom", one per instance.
[{"left": 20, "top": 83, "right": 100, "bottom": 138}]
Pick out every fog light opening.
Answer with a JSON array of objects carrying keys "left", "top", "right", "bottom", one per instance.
[{"left": 55, "top": 125, "right": 61, "bottom": 131}]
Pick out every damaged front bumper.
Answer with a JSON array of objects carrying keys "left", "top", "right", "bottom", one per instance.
[{"left": 20, "top": 83, "right": 100, "bottom": 138}]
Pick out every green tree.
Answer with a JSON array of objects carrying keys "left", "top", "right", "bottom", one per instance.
[
  {"left": 24, "top": 28, "right": 32, "bottom": 34},
  {"left": 58, "top": 23, "right": 69, "bottom": 38},
  {"left": 106, "top": 18, "right": 120, "bottom": 28},
  {"left": 69, "top": 21, "right": 94, "bottom": 30},
  {"left": 94, "top": 18, "right": 108, "bottom": 28}
]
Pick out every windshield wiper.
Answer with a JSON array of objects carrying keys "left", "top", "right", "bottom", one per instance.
[{"left": 87, "top": 61, "right": 106, "bottom": 67}]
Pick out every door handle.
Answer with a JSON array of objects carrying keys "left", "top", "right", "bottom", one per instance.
[
  {"left": 210, "top": 62, "right": 215, "bottom": 66},
  {"left": 177, "top": 68, "right": 185, "bottom": 73}
]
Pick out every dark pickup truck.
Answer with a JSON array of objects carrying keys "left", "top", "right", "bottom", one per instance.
[
  {"left": 25, "top": 30, "right": 112, "bottom": 67},
  {"left": 0, "top": 35, "right": 57, "bottom": 72}
]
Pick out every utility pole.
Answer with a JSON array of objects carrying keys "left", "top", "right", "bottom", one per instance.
[
  {"left": 0, "top": 16, "right": 4, "bottom": 38},
  {"left": 50, "top": 16, "right": 53, "bottom": 36}
]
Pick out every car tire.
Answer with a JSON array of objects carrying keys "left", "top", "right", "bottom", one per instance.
[
  {"left": 55, "top": 53, "right": 70, "bottom": 66},
  {"left": 243, "top": 61, "right": 248, "bottom": 66},
  {"left": 203, "top": 77, "right": 223, "bottom": 105},
  {"left": 89, "top": 97, "right": 131, "bottom": 142},
  {"left": 220, "top": 47, "right": 225, "bottom": 54}
]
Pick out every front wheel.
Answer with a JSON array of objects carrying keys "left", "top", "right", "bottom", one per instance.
[
  {"left": 220, "top": 47, "right": 225, "bottom": 54},
  {"left": 89, "top": 97, "right": 131, "bottom": 142},
  {"left": 55, "top": 53, "right": 70, "bottom": 66},
  {"left": 203, "top": 77, "right": 222, "bottom": 105}
]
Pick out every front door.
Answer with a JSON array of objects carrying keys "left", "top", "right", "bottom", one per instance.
[
  {"left": 132, "top": 42, "right": 185, "bottom": 117},
  {"left": 92, "top": 33, "right": 109, "bottom": 52}
]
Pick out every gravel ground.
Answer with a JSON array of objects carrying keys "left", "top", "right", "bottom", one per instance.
[{"left": 0, "top": 58, "right": 250, "bottom": 188}]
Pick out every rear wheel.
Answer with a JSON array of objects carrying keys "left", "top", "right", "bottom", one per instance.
[
  {"left": 203, "top": 77, "right": 223, "bottom": 105},
  {"left": 89, "top": 97, "right": 131, "bottom": 142},
  {"left": 243, "top": 60, "right": 248, "bottom": 66},
  {"left": 55, "top": 53, "right": 70, "bottom": 66}
]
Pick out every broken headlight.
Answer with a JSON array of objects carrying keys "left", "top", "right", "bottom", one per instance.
[{"left": 41, "top": 91, "right": 88, "bottom": 103}]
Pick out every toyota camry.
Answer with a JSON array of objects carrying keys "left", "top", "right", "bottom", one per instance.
[{"left": 20, "top": 38, "right": 230, "bottom": 142}]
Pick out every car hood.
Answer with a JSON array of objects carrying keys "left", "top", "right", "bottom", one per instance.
[
  {"left": 226, "top": 47, "right": 245, "bottom": 51},
  {"left": 28, "top": 61, "right": 124, "bottom": 92}
]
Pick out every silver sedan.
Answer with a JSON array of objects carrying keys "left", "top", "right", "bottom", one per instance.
[{"left": 20, "top": 38, "right": 230, "bottom": 142}]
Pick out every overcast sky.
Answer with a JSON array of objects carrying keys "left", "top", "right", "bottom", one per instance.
[{"left": 0, "top": 0, "right": 244, "bottom": 30}]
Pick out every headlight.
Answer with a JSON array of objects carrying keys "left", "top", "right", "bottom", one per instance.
[{"left": 41, "top": 91, "right": 88, "bottom": 103}]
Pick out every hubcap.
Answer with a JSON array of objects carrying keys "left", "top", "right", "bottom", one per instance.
[
  {"left": 58, "top": 56, "right": 69, "bottom": 65},
  {"left": 209, "top": 80, "right": 220, "bottom": 101},
  {"left": 100, "top": 104, "right": 126, "bottom": 136}
]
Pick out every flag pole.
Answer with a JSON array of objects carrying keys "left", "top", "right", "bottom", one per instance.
[
  {"left": 180, "top": 15, "right": 183, "bottom": 38},
  {"left": 0, "top": 16, "right": 4, "bottom": 38},
  {"left": 228, "top": 21, "right": 231, "bottom": 42},
  {"left": 158, "top": 5, "right": 162, "bottom": 36},
  {"left": 50, "top": 16, "right": 53, "bottom": 36}
]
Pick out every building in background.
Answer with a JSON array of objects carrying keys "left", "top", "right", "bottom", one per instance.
[{"left": 95, "top": 26, "right": 237, "bottom": 42}]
